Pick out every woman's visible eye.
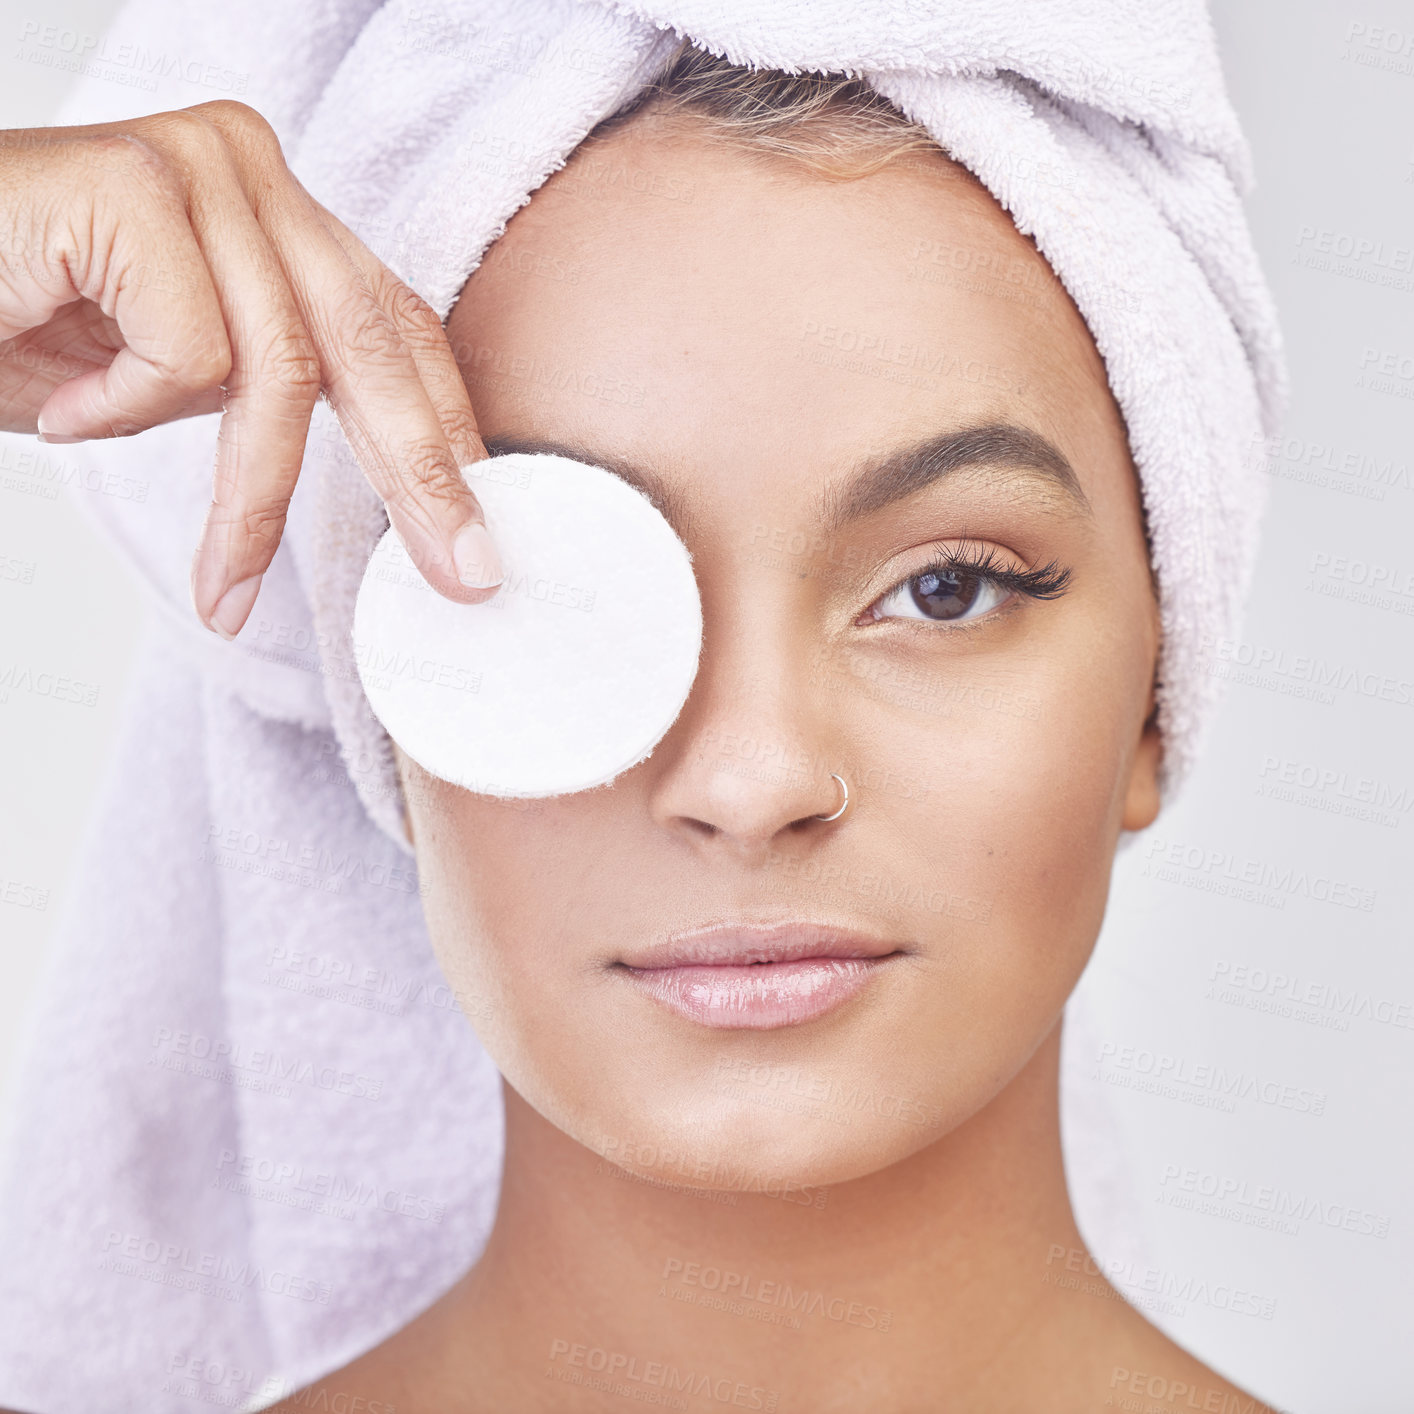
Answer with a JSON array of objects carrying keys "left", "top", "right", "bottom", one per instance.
[
  {"left": 871, "top": 565, "right": 1008, "bottom": 624},
  {"left": 862, "top": 543, "right": 1071, "bottom": 627}
]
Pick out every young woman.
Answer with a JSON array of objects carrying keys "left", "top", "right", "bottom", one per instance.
[{"left": 261, "top": 51, "right": 1276, "bottom": 1414}]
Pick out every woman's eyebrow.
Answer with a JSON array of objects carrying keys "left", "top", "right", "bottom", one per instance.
[
  {"left": 480, "top": 433, "right": 696, "bottom": 536},
  {"left": 820, "top": 421, "right": 1093, "bottom": 530},
  {"left": 482, "top": 420, "right": 1090, "bottom": 541}
]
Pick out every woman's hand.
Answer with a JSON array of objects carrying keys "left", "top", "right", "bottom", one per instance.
[{"left": 0, "top": 100, "right": 503, "bottom": 639}]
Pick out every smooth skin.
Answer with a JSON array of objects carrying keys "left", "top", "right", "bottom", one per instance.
[
  {"left": 0, "top": 103, "right": 502, "bottom": 639},
  {"left": 268, "top": 117, "right": 1278, "bottom": 1412}
]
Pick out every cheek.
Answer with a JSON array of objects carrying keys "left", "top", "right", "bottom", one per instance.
[
  {"left": 848, "top": 626, "right": 1141, "bottom": 983},
  {"left": 410, "top": 795, "right": 626, "bottom": 1052}
]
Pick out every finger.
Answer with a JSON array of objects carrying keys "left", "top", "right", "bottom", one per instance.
[
  {"left": 0, "top": 303, "right": 219, "bottom": 435},
  {"left": 0, "top": 339, "right": 106, "bottom": 433},
  {"left": 195, "top": 102, "right": 501, "bottom": 607},
  {"left": 153, "top": 114, "right": 323, "bottom": 638},
  {"left": 313, "top": 202, "right": 488, "bottom": 470},
  {"left": 33, "top": 134, "right": 232, "bottom": 440},
  {"left": 312, "top": 206, "right": 503, "bottom": 603},
  {"left": 24, "top": 299, "right": 123, "bottom": 367}
]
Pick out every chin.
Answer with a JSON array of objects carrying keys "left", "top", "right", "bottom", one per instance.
[
  {"left": 527, "top": 1034, "right": 994, "bottom": 1193},
  {"left": 586, "top": 1099, "right": 940, "bottom": 1195}
]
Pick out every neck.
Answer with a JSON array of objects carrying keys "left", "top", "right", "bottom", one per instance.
[{"left": 445, "top": 1020, "right": 1120, "bottom": 1410}]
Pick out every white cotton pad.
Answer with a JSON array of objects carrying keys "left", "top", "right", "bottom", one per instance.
[{"left": 352, "top": 452, "right": 703, "bottom": 798}]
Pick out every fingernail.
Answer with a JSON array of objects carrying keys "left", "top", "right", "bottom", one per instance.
[
  {"left": 208, "top": 573, "right": 264, "bottom": 641},
  {"left": 36, "top": 410, "right": 85, "bottom": 444},
  {"left": 452, "top": 522, "right": 504, "bottom": 589}
]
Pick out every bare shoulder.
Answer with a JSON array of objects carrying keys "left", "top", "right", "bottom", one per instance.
[
  {"left": 260, "top": 1295, "right": 522, "bottom": 1414},
  {"left": 261, "top": 1352, "right": 400, "bottom": 1414},
  {"left": 260, "top": 1319, "right": 433, "bottom": 1414},
  {"left": 1022, "top": 1262, "right": 1288, "bottom": 1414},
  {"left": 1082, "top": 1311, "right": 1287, "bottom": 1414}
]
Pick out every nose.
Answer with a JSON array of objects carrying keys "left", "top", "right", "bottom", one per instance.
[{"left": 645, "top": 640, "right": 849, "bottom": 859}]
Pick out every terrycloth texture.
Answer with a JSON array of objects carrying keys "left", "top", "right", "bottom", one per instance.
[
  {"left": 0, "top": 617, "right": 505, "bottom": 1413},
  {"left": 0, "top": 0, "right": 1285, "bottom": 1409}
]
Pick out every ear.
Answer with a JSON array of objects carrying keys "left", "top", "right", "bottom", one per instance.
[{"left": 1122, "top": 684, "right": 1163, "bottom": 832}]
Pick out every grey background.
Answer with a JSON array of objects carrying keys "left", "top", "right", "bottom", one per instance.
[{"left": 1, "top": 2, "right": 1410, "bottom": 1409}]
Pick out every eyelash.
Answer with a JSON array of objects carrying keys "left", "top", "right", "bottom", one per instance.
[
  {"left": 933, "top": 540, "right": 1072, "bottom": 599},
  {"left": 864, "top": 539, "right": 1071, "bottom": 627}
]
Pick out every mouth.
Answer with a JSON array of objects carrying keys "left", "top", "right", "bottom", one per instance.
[{"left": 613, "top": 921, "right": 908, "bottom": 1030}]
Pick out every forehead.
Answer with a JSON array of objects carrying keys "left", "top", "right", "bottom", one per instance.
[{"left": 447, "top": 118, "right": 1132, "bottom": 522}]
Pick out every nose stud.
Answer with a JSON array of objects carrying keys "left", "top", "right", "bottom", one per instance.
[{"left": 813, "top": 773, "right": 849, "bottom": 822}]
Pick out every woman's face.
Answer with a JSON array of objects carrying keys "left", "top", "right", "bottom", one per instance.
[{"left": 406, "top": 116, "right": 1162, "bottom": 1187}]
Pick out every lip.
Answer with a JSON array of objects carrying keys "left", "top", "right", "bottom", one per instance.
[{"left": 615, "top": 921, "right": 907, "bottom": 1030}]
